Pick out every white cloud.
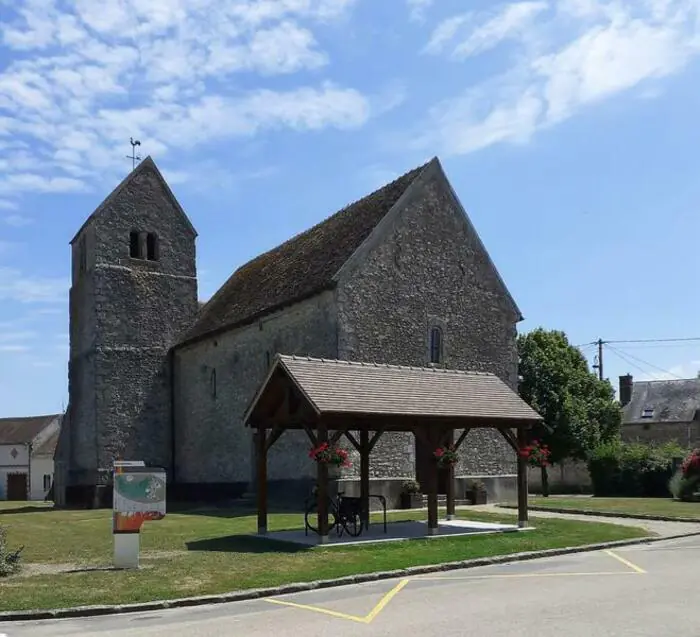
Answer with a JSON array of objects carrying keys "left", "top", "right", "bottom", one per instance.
[
  {"left": 426, "top": 2, "right": 549, "bottom": 58},
  {"left": 3, "top": 214, "right": 33, "bottom": 227},
  {"left": 407, "top": 0, "right": 434, "bottom": 23},
  {"left": 0, "top": 344, "right": 30, "bottom": 353},
  {"left": 418, "top": 0, "right": 700, "bottom": 155},
  {"left": 0, "top": 267, "right": 68, "bottom": 304},
  {"left": 0, "top": 0, "right": 368, "bottom": 205}
]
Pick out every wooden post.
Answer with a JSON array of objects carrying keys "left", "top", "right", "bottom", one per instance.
[
  {"left": 426, "top": 430, "right": 439, "bottom": 536},
  {"left": 516, "top": 427, "right": 529, "bottom": 528},
  {"left": 317, "top": 426, "right": 329, "bottom": 543},
  {"left": 445, "top": 430, "right": 456, "bottom": 521},
  {"left": 360, "top": 430, "right": 370, "bottom": 531},
  {"left": 256, "top": 428, "right": 268, "bottom": 535}
]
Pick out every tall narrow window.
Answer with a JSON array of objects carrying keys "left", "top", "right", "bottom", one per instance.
[
  {"left": 210, "top": 369, "right": 217, "bottom": 399},
  {"left": 429, "top": 327, "right": 443, "bottom": 364},
  {"left": 129, "top": 231, "right": 140, "bottom": 258},
  {"left": 146, "top": 232, "right": 159, "bottom": 261}
]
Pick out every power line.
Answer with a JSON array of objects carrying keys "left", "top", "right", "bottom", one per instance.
[
  {"left": 605, "top": 344, "right": 685, "bottom": 380},
  {"left": 605, "top": 346, "right": 654, "bottom": 378},
  {"left": 579, "top": 337, "right": 700, "bottom": 347}
]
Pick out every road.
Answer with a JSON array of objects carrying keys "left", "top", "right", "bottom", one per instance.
[{"left": 2, "top": 534, "right": 699, "bottom": 637}]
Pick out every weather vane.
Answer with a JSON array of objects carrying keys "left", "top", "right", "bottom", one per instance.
[{"left": 127, "top": 137, "right": 141, "bottom": 171}]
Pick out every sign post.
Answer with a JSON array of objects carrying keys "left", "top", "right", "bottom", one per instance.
[{"left": 113, "top": 461, "right": 166, "bottom": 569}]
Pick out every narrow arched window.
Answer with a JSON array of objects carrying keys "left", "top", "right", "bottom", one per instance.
[
  {"left": 129, "top": 231, "right": 140, "bottom": 258},
  {"left": 429, "top": 327, "right": 443, "bottom": 364},
  {"left": 146, "top": 232, "right": 159, "bottom": 261},
  {"left": 210, "top": 368, "right": 217, "bottom": 399}
]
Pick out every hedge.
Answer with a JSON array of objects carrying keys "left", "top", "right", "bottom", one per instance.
[{"left": 587, "top": 440, "right": 687, "bottom": 497}]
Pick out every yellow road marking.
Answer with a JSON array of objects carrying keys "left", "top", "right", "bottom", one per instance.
[
  {"left": 604, "top": 549, "right": 646, "bottom": 574},
  {"left": 263, "top": 578, "right": 411, "bottom": 624},
  {"left": 364, "top": 578, "right": 410, "bottom": 623},
  {"left": 418, "top": 571, "right": 641, "bottom": 581},
  {"left": 264, "top": 598, "right": 368, "bottom": 624}
]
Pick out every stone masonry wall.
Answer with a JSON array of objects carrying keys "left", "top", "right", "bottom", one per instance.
[
  {"left": 336, "top": 164, "right": 520, "bottom": 482},
  {"left": 67, "top": 164, "right": 198, "bottom": 489},
  {"left": 173, "top": 291, "right": 338, "bottom": 487},
  {"left": 622, "top": 422, "right": 700, "bottom": 449}
]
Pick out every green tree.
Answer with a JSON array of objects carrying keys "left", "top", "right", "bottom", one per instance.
[{"left": 517, "top": 328, "right": 621, "bottom": 496}]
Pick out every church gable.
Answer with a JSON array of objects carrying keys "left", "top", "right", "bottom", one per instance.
[{"left": 336, "top": 158, "right": 521, "bottom": 323}]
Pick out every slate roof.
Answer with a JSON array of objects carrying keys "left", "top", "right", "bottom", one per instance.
[
  {"left": 0, "top": 415, "right": 61, "bottom": 445},
  {"left": 246, "top": 355, "right": 542, "bottom": 423},
  {"left": 181, "top": 160, "right": 431, "bottom": 344},
  {"left": 623, "top": 378, "right": 700, "bottom": 424},
  {"left": 33, "top": 428, "right": 61, "bottom": 458}
]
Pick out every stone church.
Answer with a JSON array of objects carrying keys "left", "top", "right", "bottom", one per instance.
[{"left": 55, "top": 156, "right": 523, "bottom": 507}]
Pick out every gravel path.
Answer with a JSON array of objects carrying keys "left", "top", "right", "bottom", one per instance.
[{"left": 469, "top": 504, "right": 700, "bottom": 537}]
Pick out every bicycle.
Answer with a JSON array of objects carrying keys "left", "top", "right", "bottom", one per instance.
[{"left": 304, "top": 489, "right": 364, "bottom": 538}]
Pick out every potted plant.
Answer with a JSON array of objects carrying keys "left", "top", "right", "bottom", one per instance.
[
  {"left": 399, "top": 479, "right": 422, "bottom": 509},
  {"left": 308, "top": 442, "right": 351, "bottom": 479},
  {"left": 466, "top": 480, "right": 487, "bottom": 505},
  {"left": 433, "top": 445, "right": 459, "bottom": 467}
]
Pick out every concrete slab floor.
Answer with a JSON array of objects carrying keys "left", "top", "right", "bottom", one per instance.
[{"left": 257, "top": 518, "right": 526, "bottom": 547}]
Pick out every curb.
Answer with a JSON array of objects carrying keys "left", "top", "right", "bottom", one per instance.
[
  {"left": 3, "top": 530, "right": 700, "bottom": 623},
  {"left": 498, "top": 505, "right": 700, "bottom": 524}
]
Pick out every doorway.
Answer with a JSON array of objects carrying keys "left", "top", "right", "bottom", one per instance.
[
  {"left": 6, "top": 473, "right": 28, "bottom": 501},
  {"left": 415, "top": 438, "right": 448, "bottom": 494}
]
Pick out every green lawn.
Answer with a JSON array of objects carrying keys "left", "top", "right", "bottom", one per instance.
[
  {"left": 0, "top": 501, "right": 649, "bottom": 612},
  {"left": 525, "top": 497, "right": 700, "bottom": 520}
]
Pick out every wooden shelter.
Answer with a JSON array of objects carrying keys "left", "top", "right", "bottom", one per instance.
[{"left": 244, "top": 355, "right": 543, "bottom": 543}]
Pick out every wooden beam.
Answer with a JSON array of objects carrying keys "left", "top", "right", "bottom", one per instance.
[
  {"left": 302, "top": 425, "right": 318, "bottom": 446},
  {"left": 317, "top": 426, "right": 329, "bottom": 543},
  {"left": 330, "top": 430, "right": 345, "bottom": 445},
  {"left": 368, "top": 428, "right": 385, "bottom": 453},
  {"left": 498, "top": 428, "right": 519, "bottom": 453},
  {"left": 256, "top": 429, "right": 268, "bottom": 535},
  {"left": 265, "top": 427, "right": 285, "bottom": 453},
  {"left": 516, "top": 427, "right": 529, "bottom": 528},
  {"left": 426, "top": 428, "right": 439, "bottom": 536},
  {"left": 360, "top": 429, "right": 370, "bottom": 531},
  {"left": 453, "top": 428, "right": 472, "bottom": 451},
  {"left": 344, "top": 431, "right": 360, "bottom": 452},
  {"left": 445, "top": 430, "right": 456, "bottom": 521}
]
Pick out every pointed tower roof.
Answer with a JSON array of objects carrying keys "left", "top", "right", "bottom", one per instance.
[{"left": 70, "top": 156, "right": 197, "bottom": 244}]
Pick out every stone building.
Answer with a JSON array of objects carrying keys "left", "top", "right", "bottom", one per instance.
[
  {"left": 619, "top": 374, "right": 700, "bottom": 449},
  {"left": 0, "top": 414, "right": 62, "bottom": 501},
  {"left": 58, "top": 155, "right": 525, "bottom": 507}
]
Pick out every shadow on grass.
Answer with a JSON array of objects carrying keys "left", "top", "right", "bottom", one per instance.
[
  {"left": 0, "top": 505, "right": 56, "bottom": 515},
  {"left": 171, "top": 501, "right": 306, "bottom": 519},
  {"left": 186, "top": 535, "right": 309, "bottom": 554}
]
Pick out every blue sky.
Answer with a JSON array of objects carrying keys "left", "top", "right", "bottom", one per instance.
[{"left": 1, "top": 0, "right": 700, "bottom": 417}]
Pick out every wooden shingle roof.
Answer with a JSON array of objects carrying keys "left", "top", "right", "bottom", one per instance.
[
  {"left": 246, "top": 355, "right": 542, "bottom": 424},
  {"left": 181, "top": 161, "right": 430, "bottom": 345}
]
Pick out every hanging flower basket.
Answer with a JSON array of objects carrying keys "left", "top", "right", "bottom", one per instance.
[
  {"left": 433, "top": 445, "right": 459, "bottom": 467},
  {"left": 308, "top": 442, "right": 352, "bottom": 468},
  {"left": 518, "top": 440, "right": 551, "bottom": 468}
]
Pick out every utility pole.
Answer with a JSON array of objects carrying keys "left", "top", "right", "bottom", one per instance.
[{"left": 592, "top": 338, "right": 604, "bottom": 380}]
